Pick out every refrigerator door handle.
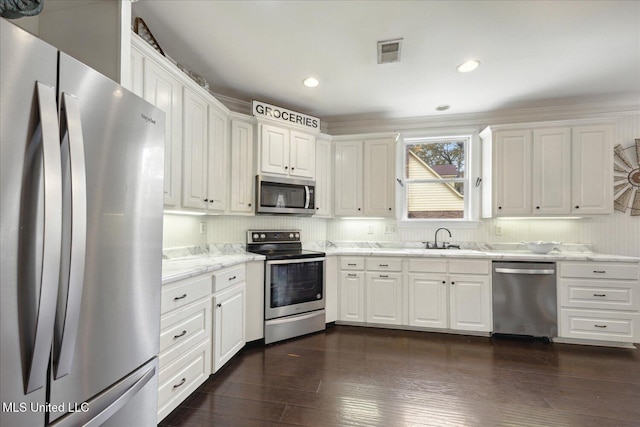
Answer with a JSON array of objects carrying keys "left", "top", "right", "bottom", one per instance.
[
  {"left": 49, "top": 363, "right": 156, "bottom": 427},
  {"left": 26, "top": 82, "right": 63, "bottom": 393},
  {"left": 54, "top": 93, "right": 87, "bottom": 379}
]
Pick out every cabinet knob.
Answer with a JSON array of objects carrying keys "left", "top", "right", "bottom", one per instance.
[
  {"left": 388, "top": 208, "right": 392, "bottom": 211},
  {"left": 248, "top": 203, "right": 252, "bottom": 207},
  {"left": 442, "top": 281, "right": 446, "bottom": 284},
  {"left": 291, "top": 167, "right": 295, "bottom": 171},
  {"left": 536, "top": 206, "right": 540, "bottom": 209},
  {"left": 217, "top": 303, "right": 222, "bottom": 308},
  {"left": 284, "top": 166, "right": 288, "bottom": 170},
  {"left": 575, "top": 206, "right": 579, "bottom": 209},
  {"left": 358, "top": 208, "right": 361, "bottom": 211},
  {"left": 451, "top": 281, "right": 455, "bottom": 285},
  {"left": 498, "top": 206, "right": 502, "bottom": 210},
  {"left": 204, "top": 198, "right": 209, "bottom": 202}
]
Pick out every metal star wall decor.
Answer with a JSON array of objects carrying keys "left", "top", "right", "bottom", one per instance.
[{"left": 613, "top": 139, "right": 640, "bottom": 216}]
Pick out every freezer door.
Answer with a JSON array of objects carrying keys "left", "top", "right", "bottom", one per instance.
[
  {"left": 47, "top": 53, "right": 165, "bottom": 423},
  {"left": 0, "top": 19, "right": 59, "bottom": 427}
]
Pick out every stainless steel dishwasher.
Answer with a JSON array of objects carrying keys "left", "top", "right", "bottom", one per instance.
[{"left": 492, "top": 261, "right": 557, "bottom": 339}]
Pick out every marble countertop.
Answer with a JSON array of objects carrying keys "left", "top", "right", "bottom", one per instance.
[{"left": 162, "top": 242, "right": 639, "bottom": 285}]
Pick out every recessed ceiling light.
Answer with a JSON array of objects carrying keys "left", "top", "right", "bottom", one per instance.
[
  {"left": 436, "top": 105, "right": 450, "bottom": 111},
  {"left": 456, "top": 60, "right": 480, "bottom": 73},
  {"left": 303, "top": 77, "right": 319, "bottom": 88}
]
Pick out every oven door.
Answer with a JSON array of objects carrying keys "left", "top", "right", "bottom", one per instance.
[{"left": 265, "top": 257, "right": 325, "bottom": 320}]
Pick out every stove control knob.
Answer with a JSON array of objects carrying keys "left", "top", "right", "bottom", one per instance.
[
  {"left": 260, "top": 234, "right": 266, "bottom": 239},
  {"left": 295, "top": 233, "right": 300, "bottom": 239},
  {"left": 289, "top": 233, "right": 294, "bottom": 238},
  {"left": 252, "top": 233, "right": 259, "bottom": 240}
]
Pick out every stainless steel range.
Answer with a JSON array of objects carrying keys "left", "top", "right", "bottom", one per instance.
[{"left": 247, "top": 230, "right": 326, "bottom": 344}]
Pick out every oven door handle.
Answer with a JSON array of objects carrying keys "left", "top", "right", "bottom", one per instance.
[
  {"left": 266, "top": 257, "right": 326, "bottom": 265},
  {"left": 304, "top": 186, "right": 310, "bottom": 209}
]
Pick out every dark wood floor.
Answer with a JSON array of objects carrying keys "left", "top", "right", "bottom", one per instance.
[{"left": 159, "top": 325, "right": 640, "bottom": 426}]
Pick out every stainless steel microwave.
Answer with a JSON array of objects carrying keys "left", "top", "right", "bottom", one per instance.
[{"left": 256, "top": 175, "right": 315, "bottom": 215}]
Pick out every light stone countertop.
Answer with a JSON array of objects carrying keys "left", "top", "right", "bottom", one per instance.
[{"left": 162, "top": 242, "right": 639, "bottom": 285}]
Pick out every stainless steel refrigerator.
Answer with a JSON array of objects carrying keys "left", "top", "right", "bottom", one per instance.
[{"left": 1, "top": 19, "right": 165, "bottom": 426}]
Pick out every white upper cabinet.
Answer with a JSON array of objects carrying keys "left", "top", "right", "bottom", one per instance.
[
  {"left": 314, "top": 137, "right": 333, "bottom": 217},
  {"left": 571, "top": 125, "right": 613, "bottom": 215},
  {"left": 181, "top": 87, "right": 209, "bottom": 210},
  {"left": 334, "top": 137, "right": 396, "bottom": 217},
  {"left": 229, "top": 116, "right": 255, "bottom": 214},
  {"left": 206, "top": 106, "right": 229, "bottom": 212},
  {"left": 259, "top": 123, "right": 315, "bottom": 179},
  {"left": 481, "top": 121, "right": 613, "bottom": 218}
]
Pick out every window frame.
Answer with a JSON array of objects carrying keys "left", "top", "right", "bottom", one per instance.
[{"left": 397, "top": 129, "right": 481, "bottom": 224}]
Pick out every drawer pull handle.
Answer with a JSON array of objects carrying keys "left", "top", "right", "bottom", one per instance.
[
  {"left": 594, "top": 324, "right": 607, "bottom": 328},
  {"left": 173, "top": 294, "right": 187, "bottom": 301},
  {"left": 379, "top": 275, "right": 388, "bottom": 278},
  {"left": 347, "top": 263, "right": 357, "bottom": 266},
  {"left": 228, "top": 276, "right": 236, "bottom": 281},
  {"left": 173, "top": 378, "right": 186, "bottom": 389},
  {"left": 379, "top": 264, "right": 388, "bottom": 267},
  {"left": 347, "top": 273, "right": 357, "bottom": 277},
  {"left": 593, "top": 270, "right": 606, "bottom": 274},
  {"left": 173, "top": 330, "right": 187, "bottom": 339},
  {"left": 593, "top": 293, "right": 607, "bottom": 297}
]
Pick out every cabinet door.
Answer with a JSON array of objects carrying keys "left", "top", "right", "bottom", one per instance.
[
  {"left": 408, "top": 274, "right": 448, "bottom": 329},
  {"left": 213, "top": 283, "right": 246, "bottom": 372},
  {"left": 315, "top": 138, "right": 333, "bottom": 217},
  {"left": 572, "top": 125, "right": 613, "bottom": 214},
  {"left": 366, "top": 272, "right": 403, "bottom": 325},
  {"left": 129, "top": 45, "right": 144, "bottom": 98},
  {"left": 260, "top": 124, "right": 289, "bottom": 176},
  {"left": 339, "top": 271, "right": 365, "bottom": 322},
  {"left": 229, "top": 119, "right": 254, "bottom": 214},
  {"left": 532, "top": 127, "right": 571, "bottom": 214},
  {"left": 182, "top": 87, "right": 209, "bottom": 210},
  {"left": 494, "top": 130, "right": 532, "bottom": 215},
  {"left": 289, "top": 130, "right": 315, "bottom": 179},
  {"left": 449, "top": 275, "right": 491, "bottom": 332},
  {"left": 143, "top": 59, "right": 183, "bottom": 208},
  {"left": 206, "top": 106, "right": 228, "bottom": 212},
  {"left": 334, "top": 141, "right": 364, "bottom": 216},
  {"left": 363, "top": 138, "right": 396, "bottom": 217}
]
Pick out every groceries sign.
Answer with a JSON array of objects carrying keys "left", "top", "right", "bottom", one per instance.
[{"left": 252, "top": 100, "right": 320, "bottom": 131}]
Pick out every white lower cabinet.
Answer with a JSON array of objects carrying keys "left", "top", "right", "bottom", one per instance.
[
  {"left": 407, "top": 259, "right": 491, "bottom": 332},
  {"left": 212, "top": 266, "right": 246, "bottom": 372},
  {"left": 158, "top": 274, "right": 213, "bottom": 421},
  {"left": 558, "top": 261, "right": 639, "bottom": 343},
  {"left": 338, "top": 256, "right": 492, "bottom": 334}
]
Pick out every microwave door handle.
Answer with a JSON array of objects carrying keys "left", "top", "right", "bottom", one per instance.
[
  {"left": 305, "top": 186, "right": 310, "bottom": 209},
  {"left": 26, "top": 83, "right": 63, "bottom": 393}
]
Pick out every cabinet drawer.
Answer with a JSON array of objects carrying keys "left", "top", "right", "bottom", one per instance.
[
  {"left": 560, "top": 309, "right": 638, "bottom": 342},
  {"left": 560, "top": 279, "right": 638, "bottom": 311},
  {"left": 408, "top": 258, "right": 447, "bottom": 273},
  {"left": 212, "top": 266, "right": 245, "bottom": 293},
  {"left": 161, "top": 275, "right": 211, "bottom": 314},
  {"left": 560, "top": 262, "right": 639, "bottom": 280},
  {"left": 159, "top": 299, "right": 211, "bottom": 368},
  {"left": 366, "top": 257, "right": 402, "bottom": 272},
  {"left": 449, "top": 259, "right": 490, "bottom": 275},
  {"left": 158, "top": 340, "right": 211, "bottom": 419},
  {"left": 341, "top": 257, "right": 365, "bottom": 270}
]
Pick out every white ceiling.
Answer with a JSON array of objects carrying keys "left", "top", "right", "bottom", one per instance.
[{"left": 131, "top": 0, "right": 640, "bottom": 123}]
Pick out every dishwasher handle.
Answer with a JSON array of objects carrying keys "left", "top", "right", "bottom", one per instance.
[{"left": 495, "top": 267, "right": 555, "bottom": 275}]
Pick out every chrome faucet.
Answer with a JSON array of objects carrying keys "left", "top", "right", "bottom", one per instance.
[{"left": 434, "top": 227, "right": 452, "bottom": 249}]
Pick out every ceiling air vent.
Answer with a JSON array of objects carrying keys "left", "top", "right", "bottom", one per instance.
[{"left": 377, "top": 38, "right": 403, "bottom": 64}]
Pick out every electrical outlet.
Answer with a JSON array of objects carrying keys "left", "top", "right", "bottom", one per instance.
[
  {"left": 367, "top": 225, "right": 374, "bottom": 234},
  {"left": 199, "top": 221, "right": 206, "bottom": 235},
  {"left": 384, "top": 225, "right": 397, "bottom": 234},
  {"left": 495, "top": 225, "right": 503, "bottom": 236}
]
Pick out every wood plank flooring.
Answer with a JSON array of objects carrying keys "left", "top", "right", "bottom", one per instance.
[{"left": 159, "top": 325, "right": 640, "bottom": 426}]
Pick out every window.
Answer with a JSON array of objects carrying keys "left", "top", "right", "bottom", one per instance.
[{"left": 402, "top": 135, "right": 472, "bottom": 220}]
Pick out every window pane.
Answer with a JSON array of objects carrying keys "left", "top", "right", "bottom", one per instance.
[
  {"left": 407, "top": 182, "right": 464, "bottom": 219},
  {"left": 406, "top": 141, "right": 465, "bottom": 179}
]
